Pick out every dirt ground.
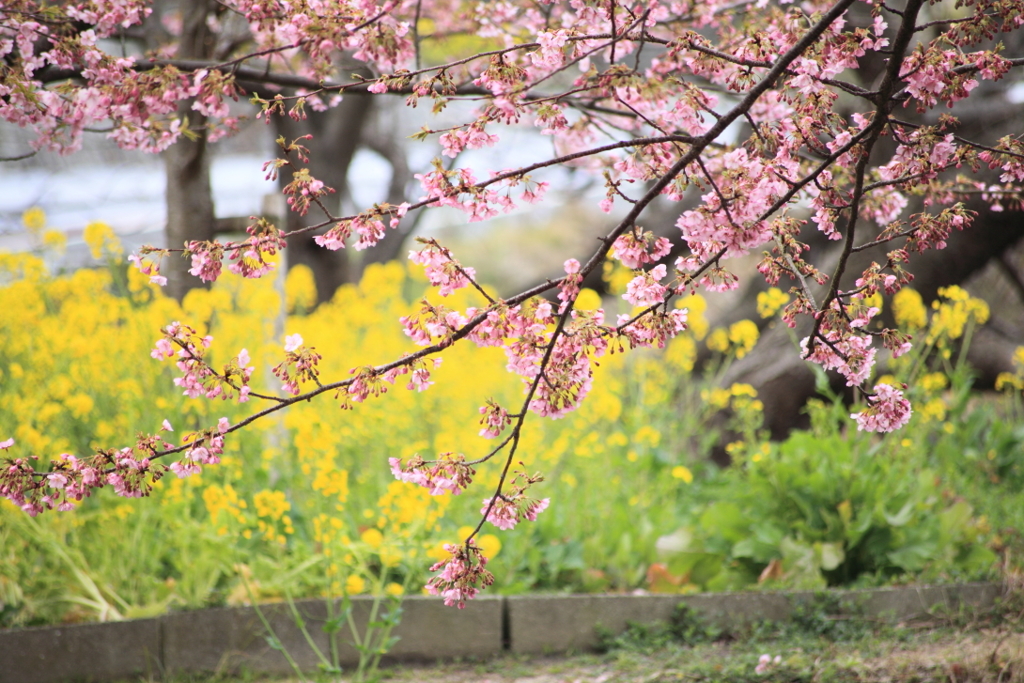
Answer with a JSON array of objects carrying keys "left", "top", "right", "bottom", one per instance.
[{"left": 378, "top": 629, "right": 1024, "bottom": 683}]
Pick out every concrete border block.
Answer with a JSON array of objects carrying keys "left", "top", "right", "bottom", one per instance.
[
  {"left": 857, "top": 582, "right": 1002, "bottom": 622},
  {"left": 0, "top": 618, "right": 161, "bottom": 683},
  {"left": 507, "top": 583, "right": 1003, "bottom": 655},
  {"left": 160, "top": 595, "right": 503, "bottom": 675},
  {"left": 507, "top": 594, "right": 682, "bottom": 654},
  {"left": 0, "top": 582, "right": 1003, "bottom": 681},
  {"left": 678, "top": 591, "right": 794, "bottom": 627},
  {"left": 161, "top": 600, "right": 334, "bottom": 676},
  {"left": 387, "top": 596, "right": 503, "bottom": 663}
]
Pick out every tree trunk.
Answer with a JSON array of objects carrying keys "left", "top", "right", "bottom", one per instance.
[
  {"left": 274, "top": 91, "right": 374, "bottom": 305},
  {"left": 353, "top": 107, "right": 417, "bottom": 279},
  {"left": 715, "top": 204, "right": 1024, "bottom": 450},
  {"left": 162, "top": 0, "right": 217, "bottom": 302}
]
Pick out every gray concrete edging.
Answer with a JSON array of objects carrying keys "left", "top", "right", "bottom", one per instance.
[{"left": 0, "top": 583, "right": 1004, "bottom": 683}]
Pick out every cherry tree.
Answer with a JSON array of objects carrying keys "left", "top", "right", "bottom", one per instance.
[{"left": 3, "top": 0, "right": 1024, "bottom": 607}]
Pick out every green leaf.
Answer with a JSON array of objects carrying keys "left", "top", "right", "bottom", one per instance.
[
  {"left": 699, "top": 503, "right": 748, "bottom": 543},
  {"left": 887, "top": 537, "right": 938, "bottom": 571},
  {"left": 655, "top": 528, "right": 693, "bottom": 556},
  {"left": 884, "top": 502, "right": 914, "bottom": 527},
  {"left": 779, "top": 537, "right": 826, "bottom": 590},
  {"left": 816, "top": 542, "right": 845, "bottom": 571},
  {"left": 938, "top": 501, "right": 973, "bottom": 541}
]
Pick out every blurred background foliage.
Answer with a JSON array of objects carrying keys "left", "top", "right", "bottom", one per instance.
[{"left": 1, "top": 212, "right": 1023, "bottom": 628}]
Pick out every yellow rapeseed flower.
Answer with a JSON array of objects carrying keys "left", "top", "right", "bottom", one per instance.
[
  {"left": 477, "top": 533, "right": 502, "bottom": 560},
  {"left": 676, "top": 294, "right": 708, "bottom": 339},
  {"left": 312, "top": 467, "right": 349, "bottom": 504},
  {"left": 42, "top": 230, "right": 67, "bottom": 253},
  {"left": 671, "top": 465, "right": 693, "bottom": 483},
  {"left": 706, "top": 328, "right": 729, "bottom": 353},
  {"left": 379, "top": 545, "right": 404, "bottom": 568},
  {"left": 361, "top": 528, "right": 384, "bottom": 549},
  {"left": 724, "top": 441, "right": 745, "bottom": 456},
  {"left": 345, "top": 575, "right": 367, "bottom": 594},
  {"left": 253, "top": 490, "right": 290, "bottom": 520},
  {"left": 83, "top": 221, "right": 123, "bottom": 259},
  {"left": 751, "top": 442, "right": 770, "bottom": 463},
  {"left": 701, "top": 387, "right": 732, "bottom": 409},
  {"left": 919, "top": 397, "right": 947, "bottom": 423},
  {"left": 607, "top": 431, "right": 628, "bottom": 447},
  {"left": 995, "top": 372, "right": 1024, "bottom": 392},
  {"left": 892, "top": 288, "right": 927, "bottom": 330},
  {"left": 602, "top": 260, "right": 634, "bottom": 295},
  {"left": 728, "top": 320, "right": 759, "bottom": 358},
  {"left": 64, "top": 394, "right": 95, "bottom": 419},
  {"left": 665, "top": 334, "right": 696, "bottom": 372},
  {"left": 575, "top": 288, "right": 602, "bottom": 311},
  {"left": 634, "top": 425, "right": 661, "bottom": 448},
  {"left": 285, "top": 263, "right": 317, "bottom": 312},
  {"left": 919, "top": 372, "right": 948, "bottom": 394},
  {"left": 22, "top": 207, "right": 46, "bottom": 232},
  {"left": 729, "top": 383, "right": 757, "bottom": 398},
  {"left": 756, "top": 287, "right": 790, "bottom": 318},
  {"left": 928, "top": 286, "right": 989, "bottom": 343}
]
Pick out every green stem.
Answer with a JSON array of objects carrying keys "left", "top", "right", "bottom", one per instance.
[{"left": 241, "top": 576, "right": 307, "bottom": 682}]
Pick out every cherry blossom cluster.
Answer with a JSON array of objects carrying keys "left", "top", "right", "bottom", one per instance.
[
  {"left": 314, "top": 202, "right": 409, "bottom": 251},
  {"left": 271, "top": 334, "right": 322, "bottom": 396},
  {"left": 1, "top": 432, "right": 171, "bottom": 515},
  {"left": 169, "top": 418, "right": 230, "bottom": 478},
  {"left": 616, "top": 305, "right": 690, "bottom": 350},
  {"left": 227, "top": 219, "right": 288, "bottom": 279},
  {"left": 558, "top": 259, "right": 583, "bottom": 313},
  {"left": 152, "top": 323, "right": 254, "bottom": 402},
  {"left": 415, "top": 161, "right": 515, "bottom": 223},
  {"left": 480, "top": 468, "right": 549, "bottom": 531},
  {"left": 388, "top": 452, "right": 475, "bottom": 496},
  {"left": 851, "top": 383, "right": 913, "bottom": 433},
  {"left": 478, "top": 400, "right": 513, "bottom": 439},
  {"left": 283, "top": 167, "right": 335, "bottom": 217},
  {"left": 623, "top": 264, "right": 670, "bottom": 307},
  {"left": 338, "top": 357, "right": 443, "bottom": 406},
  {"left": 1, "top": 4, "right": 238, "bottom": 153},
  {"left": 497, "top": 300, "right": 597, "bottom": 418},
  {"left": 424, "top": 542, "right": 495, "bottom": 609},
  {"left": 611, "top": 230, "right": 673, "bottom": 270},
  {"left": 800, "top": 329, "right": 877, "bottom": 388},
  {"left": 401, "top": 300, "right": 470, "bottom": 347},
  {"left": 129, "top": 250, "right": 169, "bottom": 286},
  {"left": 675, "top": 147, "right": 793, "bottom": 266},
  {"left": 408, "top": 240, "right": 478, "bottom": 297}
]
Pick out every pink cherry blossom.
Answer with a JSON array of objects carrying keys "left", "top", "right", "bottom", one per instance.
[{"left": 852, "top": 384, "right": 913, "bottom": 433}]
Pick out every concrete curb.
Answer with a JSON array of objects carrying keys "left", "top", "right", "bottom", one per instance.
[
  {"left": 506, "top": 583, "right": 1003, "bottom": 654},
  {"left": 0, "top": 583, "right": 1003, "bottom": 683}
]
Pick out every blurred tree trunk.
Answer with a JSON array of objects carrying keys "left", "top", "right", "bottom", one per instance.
[
  {"left": 274, "top": 90, "right": 374, "bottom": 305},
  {"left": 162, "top": 0, "right": 217, "bottom": 302},
  {"left": 696, "top": 3, "right": 1024, "bottom": 453},
  {"left": 710, "top": 204, "right": 1024, "bottom": 456},
  {"left": 353, "top": 112, "right": 417, "bottom": 280}
]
